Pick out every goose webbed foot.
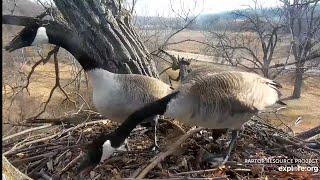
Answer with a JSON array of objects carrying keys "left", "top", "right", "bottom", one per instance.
[
  {"left": 203, "top": 130, "right": 239, "bottom": 165},
  {"left": 116, "top": 139, "right": 131, "bottom": 152},
  {"left": 146, "top": 141, "right": 161, "bottom": 156}
]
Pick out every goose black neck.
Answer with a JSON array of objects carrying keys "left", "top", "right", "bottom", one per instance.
[
  {"left": 107, "top": 91, "right": 180, "bottom": 148},
  {"left": 45, "top": 28, "right": 103, "bottom": 71}
]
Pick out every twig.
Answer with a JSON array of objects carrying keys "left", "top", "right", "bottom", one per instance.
[
  {"left": 4, "top": 119, "right": 110, "bottom": 155},
  {"left": 32, "top": 47, "right": 76, "bottom": 119},
  {"left": 3, "top": 124, "right": 52, "bottom": 141},
  {"left": 3, "top": 134, "right": 58, "bottom": 156},
  {"left": 296, "top": 125, "right": 320, "bottom": 140},
  {"left": 11, "top": 152, "right": 55, "bottom": 165},
  {"left": 136, "top": 127, "right": 205, "bottom": 179},
  {"left": 175, "top": 168, "right": 218, "bottom": 176},
  {"left": 159, "top": 118, "right": 186, "bottom": 134},
  {"left": 273, "top": 134, "right": 320, "bottom": 155},
  {"left": 60, "top": 151, "right": 84, "bottom": 174},
  {"left": 4, "top": 141, "right": 76, "bottom": 157},
  {"left": 130, "top": 163, "right": 149, "bottom": 178},
  {"left": 7, "top": 46, "right": 59, "bottom": 108},
  {"left": 2, "top": 122, "right": 41, "bottom": 127},
  {"left": 124, "top": 178, "right": 223, "bottom": 180},
  {"left": 35, "top": 169, "right": 53, "bottom": 180}
]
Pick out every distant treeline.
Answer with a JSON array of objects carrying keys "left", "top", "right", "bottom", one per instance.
[{"left": 134, "top": 5, "right": 320, "bottom": 32}]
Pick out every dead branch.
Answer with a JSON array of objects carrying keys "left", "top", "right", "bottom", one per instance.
[
  {"left": 4, "top": 134, "right": 59, "bottom": 156},
  {"left": 3, "top": 124, "right": 52, "bottom": 142},
  {"left": 273, "top": 134, "right": 320, "bottom": 155},
  {"left": 25, "top": 112, "right": 104, "bottom": 125},
  {"left": 296, "top": 125, "right": 320, "bottom": 140},
  {"left": 8, "top": 46, "right": 60, "bottom": 110},
  {"left": 4, "top": 141, "right": 73, "bottom": 157},
  {"left": 11, "top": 151, "right": 55, "bottom": 165},
  {"left": 35, "top": 168, "right": 53, "bottom": 180},
  {"left": 2, "top": 14, "right": 51, "bottom": 26},
  {"left": 31, "top": 46, "right": 76, "bottom": 119},
  {"left": 4, "top": 119, "right": 111, "bottom": 156},
  {"left": 136, "top": 127, "right": 205, "bottom": 179},
  {"left": 59, "top": 151, "right": 84, "bottom": 174},
  {"left": 175, "top": 168, "right": 219, "bottom": 176}
]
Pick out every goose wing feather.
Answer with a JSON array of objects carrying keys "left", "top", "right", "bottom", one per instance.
[{"left": 165, "top": 71, "right": 282, "bottom": 129}]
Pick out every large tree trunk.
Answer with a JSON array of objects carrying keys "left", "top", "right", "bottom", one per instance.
[{"left": 53, "top": 0, "right": 159, "bottom": 78}]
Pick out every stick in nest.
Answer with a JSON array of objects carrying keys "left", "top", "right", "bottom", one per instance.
[{"left": 135, "top": 126, "right": 205, "bottom": 179}]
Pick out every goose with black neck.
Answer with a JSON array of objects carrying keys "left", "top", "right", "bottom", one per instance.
[{"left": 5, "top": 23, "right": 175, "bottom": 167}]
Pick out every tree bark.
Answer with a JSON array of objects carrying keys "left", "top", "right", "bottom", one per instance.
[
  {"left": 2, "top": 155, "right": 33, "bottom": 180},
  {"left": 292, "top": 62, "right": 304, "bottom": 98},
  {"left": 52, "top": 0, "right": 159, "bottom": 78}
]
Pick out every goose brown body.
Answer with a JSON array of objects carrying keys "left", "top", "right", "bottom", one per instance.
[
  {"left": 165, "top": 71, "right": 282, "bottom": 129},
  {"left": 89, "top": 69, "right": 172, "bottom": 123}
]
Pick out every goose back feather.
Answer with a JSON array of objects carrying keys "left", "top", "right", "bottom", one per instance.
[{"left": 165, "top": 71, "right": 282, "bottom": 129}]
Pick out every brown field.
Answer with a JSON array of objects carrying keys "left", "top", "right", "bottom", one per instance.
[{"left": 2, "top": 28, "right": 319, "bottom": 137}]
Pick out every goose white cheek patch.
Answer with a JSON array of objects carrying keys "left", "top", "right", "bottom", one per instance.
[
  {"left": 31, "top": 27, "right": 49, "bottom": 46},
  {"left": 100, "top": 139, "right": 129, "bottom": 163},
  {"left": 100, "top": 140, "right": 116, "bottom": 163}
]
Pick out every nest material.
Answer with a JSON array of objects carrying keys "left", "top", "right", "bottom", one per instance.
[{"left": 2, "top": 115, "right": 320, "bottom": 180}]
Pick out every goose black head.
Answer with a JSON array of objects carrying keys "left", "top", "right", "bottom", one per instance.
[{"left": 5, "top": 24, "right": 49, "bottom": 52}]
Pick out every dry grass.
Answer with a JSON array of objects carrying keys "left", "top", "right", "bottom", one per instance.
[{"left": 269, "top": 75, "right": 320, "bottom": 133}]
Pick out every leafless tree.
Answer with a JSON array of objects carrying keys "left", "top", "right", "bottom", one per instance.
[
  {"left": 2, "top": 0, "right": 197, "bottom": 119},
  {"left": 280, "top": 0, "right": 320, "bottom": 98},
  {"left": 2, "top": 0, "right": 161, "bottom": 118},
  {"left": 206, "top": 0, "right": 286, "bottom": 78},
  {"left": 4, "top": 0, "right": 160, "bottom": 76}
]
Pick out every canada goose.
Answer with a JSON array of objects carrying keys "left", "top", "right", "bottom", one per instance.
[
  {"left": 78, "top": 70, "right": 286, "bottom": 173},
  {"left": 5, "top": 24, "right": 174, "bottom": 152}
]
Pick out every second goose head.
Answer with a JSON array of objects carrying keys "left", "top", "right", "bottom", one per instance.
[
  {"left": 5, "top": 23, "right": 101, "bottom": 71},
  {"left": 5, "top": 24, "right": 49, "bottom": 52}
]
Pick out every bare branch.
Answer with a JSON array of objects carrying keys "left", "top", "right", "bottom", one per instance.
[{"left": 136, "top": 127, "right": 205, "bottom": 179}]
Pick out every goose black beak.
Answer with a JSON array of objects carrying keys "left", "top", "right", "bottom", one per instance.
[{"left": 5, "top": 36, "right": 26, "bottom": 52}]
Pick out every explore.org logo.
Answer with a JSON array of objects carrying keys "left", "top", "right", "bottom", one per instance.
[{"left": 278, "top": 165, "right": 319, "bottom": 173}]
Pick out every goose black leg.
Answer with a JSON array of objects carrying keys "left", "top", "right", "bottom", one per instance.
[
  {"left": 222, "top": 129, "right": 239, "bottom": 164},
  {"left": 140, "top": 115, "right": 160, "bottom": 154},
  {"left": 150, "top": 115, "right": 160, "bottom": 153},
  {"left": 202, "top": 129, "right": 239, "bottom": 165}
]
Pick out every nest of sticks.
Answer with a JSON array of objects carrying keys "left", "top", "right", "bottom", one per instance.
[{"left": 2, "top": 111, "right": 320, "bottom": 180}]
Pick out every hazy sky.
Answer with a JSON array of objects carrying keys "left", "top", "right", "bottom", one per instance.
[{"left": 132, "top": 0, "right": 282, "bottom": 17}]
